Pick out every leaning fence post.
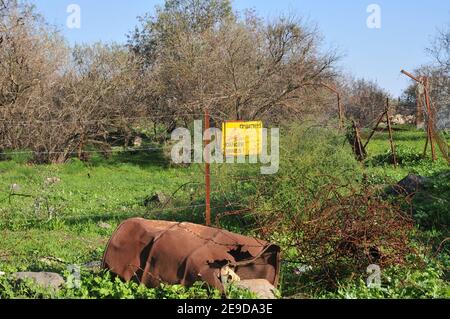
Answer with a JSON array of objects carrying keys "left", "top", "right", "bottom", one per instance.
[
  {"left": 385, "top": 98, "right": 398, "bottom": 168},
  {"left": 204, "top": 107, "right": 211, "bottom": 227},
  {"left": 423, "top": 77, "right": 437, "bottom": 162}
]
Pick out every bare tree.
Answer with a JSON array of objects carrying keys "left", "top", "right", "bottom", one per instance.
[
  {"left": 1, "top": 0, "right": 342, "bottom": 163},
  {"left": 0, "top": 1, "right": 70, "bottom": 162},
  {"left": 345, "top": 78, "right": 389, "bottom": 127},
  {"left": 131, "top": 2, "right": 339, "bottom": 124},
  {"left": 0, "top": 2, "right": 148, "bottom": 163},
  {"left": 212, "top": 14, "right": 338, "bottom": 121},
  {"left": 428, "top": 24, "right": 450, "bottom": 73}
]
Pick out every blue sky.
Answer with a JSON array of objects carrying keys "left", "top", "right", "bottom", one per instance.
[{"left": 30, "top": 0, "right": 449, "bottom": 97}]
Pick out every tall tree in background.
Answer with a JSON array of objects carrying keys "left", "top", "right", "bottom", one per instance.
[
  {"left": 128, "top": 0, "right": 233, "bottom": 65},
  {"left": 428, "top": 24, "right": 450, "bottom": 73},
  {"left": 0, "top": 1, "right": 148, "bottom": 163},
  {"left": 402, "top": 24, "right": 450, "bottom": 130},
  {"left": 129, "top": 0, "right": 338, "bottom": 124},
  {"left": 0, "top": 0, "right": 70, "bottom": 162},
  {"left": 345, "top": 78, "right": 389, "bottom": 127}
]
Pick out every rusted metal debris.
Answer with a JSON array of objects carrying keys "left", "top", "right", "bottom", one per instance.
[
  {"left": 204, "top": 108, "right": 211, "bottom": 226},
  {"left": 102, "top": 218, "right": 280, "bottom": 293},
  {"left": 251, "top": 179, "right": 414, "bottom": 285}
]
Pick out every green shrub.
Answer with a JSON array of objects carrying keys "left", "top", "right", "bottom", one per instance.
[
  {"left": 370, "top": 146, "right": 424, "bottom": 167},
  {"left": 252, "top": 124, "right": 363, "bottom": 214},
  {"left": 0, "top": 270, "right": 258, "bottom": 299},
  {"left": 2, "top": 150, "right": 34, "bottom": 164},
  {"left": 319, "top": 255, "right": 449, "bottom": 299},
  {"left": 234, "top": 124, "right": 417, "bottom": 294},
  {"left": 411, "top": 170, "right": 450, "bottom": 235}
]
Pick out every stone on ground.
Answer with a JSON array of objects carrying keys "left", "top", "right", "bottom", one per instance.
[
  {"left": 235, "top": 279, "right": 277, "bottom": 299},
  {"left": 385, "top": 173, "right": 429, "bottom": 196},
  {"left": 13, "top": 272, "right": 65, "bottom": 289},
  {"left": 84, "top": 261, "right": 102, "bottom": 270},
  {"left": 144, "top": 191, "right": 169, "bottom": 207},
  {"left": 97, "top": 221, "right": 112, "bottom": 229}
]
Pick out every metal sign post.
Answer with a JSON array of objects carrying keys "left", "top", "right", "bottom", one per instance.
[
  {"left": 423, "top": 77, "right": 437, "bottom": 161},
  {"left": 204, "top": 108, "right": 211, "bottom": 226},
  {"left": 385, "top": 98, "right": 398, "bottom": 168}
]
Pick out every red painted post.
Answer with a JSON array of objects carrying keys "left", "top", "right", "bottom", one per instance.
[
  {"left": 423, "top": 77, "right": 437, "bottom": 162},
  {"left": 204, "top": 108, "right": 211, "bottom": 226},
  {"left": 385, "top": 98, "right": 398, "bottom": 168}
]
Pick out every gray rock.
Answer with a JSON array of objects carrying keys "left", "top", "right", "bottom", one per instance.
[
  {"left": 83, "top": 261, "right": 102, "bottom": 270},
  {"left": 10, "top": 184, "right": 21, "bottom": 192},
  {"left": 13, "top": 272, "right": 65, "bottom": 289},
  {"left": 385, "top": 174, "right": 429, "bottom": 197},
  {"left": 45, "top": 177, "right": 61, "bottom": 185},
  {"left": 133, "top": 136, "right": 143, "bottom": 148},
  {"left": 144, "top": 192, "right": 170, "bottom": 207},
  {"left": 235, "top": 279, "right": 277, "bottom": 299},
  {"left": 97, "top": 222, "right": 112, "bottom": 229}
]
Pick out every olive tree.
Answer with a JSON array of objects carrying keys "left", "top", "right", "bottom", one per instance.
[{"left": 129, "top": 0, "right": 338, "bottom": 125}]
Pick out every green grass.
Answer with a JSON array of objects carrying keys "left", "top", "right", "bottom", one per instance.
[
  {"left": 0, "top": 150, "right": 207, "bottom": 271},
  {"left": 363, "top": 126, "right": 449, "bottom": 180},
  {"left": 0, "top": 155, "right": 201, "bottom": 222},
  {"left": 0, "top": 148, "right": 258, "bottom": 299},
  {"left": 0, "top": 125, "right": 448, "bottom": 299},
  {"left": 362, "top": 125, "right": 449, "bottom": 234}
]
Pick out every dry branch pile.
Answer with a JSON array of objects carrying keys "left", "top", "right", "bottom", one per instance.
[{"left": 252, "top": 182, "right": 414, "bottom": 283}]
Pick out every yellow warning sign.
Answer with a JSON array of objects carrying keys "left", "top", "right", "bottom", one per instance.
[{"left": 222, "top": 121, "right": 263, "bottom": 156}]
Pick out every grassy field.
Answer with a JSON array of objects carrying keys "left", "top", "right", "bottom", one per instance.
[
  {"left": 0, "top": 124, "right": 449, "bottom": 299},
  {"left": 364, "top": 126, "right": 449, "bottom": 179}
]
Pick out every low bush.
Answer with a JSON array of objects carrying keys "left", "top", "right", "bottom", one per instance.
[
  {"left": 370, "top": 146, "right": 425, "bottom": 167},
  {"left": 319, "top": 255, "right": 449, "bottom": 299},
  {"left": 0, "top": 270, "right": 258, "bottom": 299},
  {"left": 235, "top": 124, "right": 416, "bottom": 290}
]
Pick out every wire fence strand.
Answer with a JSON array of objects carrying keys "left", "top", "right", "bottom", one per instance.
[{"left": 0, "top": 113, "right": 272, "bottom": 232}]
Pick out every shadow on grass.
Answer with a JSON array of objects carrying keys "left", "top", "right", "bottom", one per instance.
[
  {"left": 88, "top": 146, "right": 170, "bottom": 169},
  {"left": 410, "top": 169, "right": 450, "bottom": 235},
  {"left": 364, "top": 131, "right": 426, "bottom": 142},
  {"left": 16, "top": 193, "right": 254, "bottom": 235}
]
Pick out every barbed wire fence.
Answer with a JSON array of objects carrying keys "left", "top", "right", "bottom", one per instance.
[
  {"left": 0, "top": 110, "right": 287, "bottom": 293},
  {"left": 0, "top": 113, "right": 272, "bottom": 232},
  {"left": 0, "top": 112, "right": 424, "bottom": 293},
  {"left": 0, "top": 109, "right": 425, "bottom": 228}
]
